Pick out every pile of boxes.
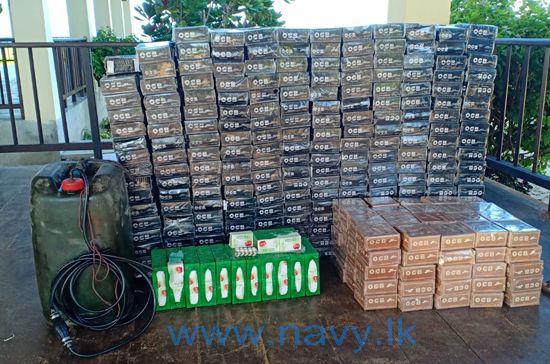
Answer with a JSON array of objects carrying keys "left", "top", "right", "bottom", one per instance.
[
  {"left": 332, "top": 197, "right": 543, "bottom": 311},
  {"left": 100, "top": 58, "right": 162, "bottom": 267},
  {"left": 152, "top": 234, "right": 320, "bottom": 310},
  {"left": 102, "top": 23, "right": 500, "bottom": 257},
  {"left": 175, "top": 27, "right": 224, "bottom": 246},
  {"left": 136, "top": 42, "right": 194, "bottom": 249}
]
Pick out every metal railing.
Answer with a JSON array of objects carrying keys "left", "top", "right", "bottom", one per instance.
[
  {"left": 489, "top": 38, "right": 550, "bottom": 209},
  {"left": 0, "top": 37, "right": 24, "bottom": 118},
  {"left": 52, "top": 37, "right": 87, "bottom": 107},
  {"left": 0, "top": 41, "right": 137, "bottom": 158}
]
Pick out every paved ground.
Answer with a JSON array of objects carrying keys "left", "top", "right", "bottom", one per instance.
[{"left": 0, "top": 166, "right": 549, "bottom": 363}]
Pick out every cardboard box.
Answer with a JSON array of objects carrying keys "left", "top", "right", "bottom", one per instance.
[
  {"left": 401, "top": 250, "right": 438, "bottom": 266},
  {"left": 398, "top": 280, "right": 435, "bottom": 296},
  {"left": 398, "top": 295, "right": 434, "bottom": 312},
  {"left": 355, "top": 293, "right": 398, "bottom": 310},
  {"left": 474, "top": 247, "right": 507, "bottom": 263},
  {"left": 230, "top": 231, "right": 254, "bottom": 248},
  {"left": 464, "top": 220, "right": 508, "bottom": 247},
  {"left": 358, "top": 265, "right": 399, "bottom": 281},
  {"left": 472, "top": 262, "right": 507, "bottom": 278},
  {"left": 303, "top": 238, "right": 321, "bottom": 296},
  {"left": 505, "top": 276, "right": 543, "bottom": 293},
  {"left": 246, "top": 256, "right": 262, "bottom": 302},
  {"left": 507, "top": 261, "right": 544, "bottom": 279},
  {"left": 432, "top": 223, "right": 476, "bottom": 251},
  {"left": 437, "top": 264, "right": 473, "bottom": 281},
  {"left": 275, "top": 254, "right": 292, "bottom": 300},
  {"left": 504, "top": 290, "right": 541, "bottom": 307},
  {"left": 197, "top": 246, "right": 217, "bottom": 306},
  {"left": 365, "top": 249, "right": 402, "bottom": 266},
  {"left": 505, "top": 245, "right": 542, "bottom": 263},
  {"left": 436, "top": 279, "right": 472, "bottom": 295},
  {"left": 399, "top": 265, "right": 437, "bottom": 281},
  {"left": 472, "top": 277, "right": 506, "bottom": 293},
  {"left": 291, "top": 253, "right": 307, "bottom": 298},
  {"left": 496, "top": 220, "right": 541, "bottom": 247},
  {"left": 260, "top": 254, "right": 278, "bottom": 301},
  {"left": 470, "top": 292, "right": 504, "bottom": 308},
  {"left": 360, "top": 279, "right": 398, "bottom": 296},
  {"left": 396, "top": 223, "right": 441, "bottom": 251},
  {"left": 182, "top": 247, "right": 201, "bottom": 308},
  {"left": 211, "top": 245, "right": 232, "bottom": 305},
  {"left": 438, "top": 249, "right": 475, "bottom": 265},
  {"left": 231, "top": 256, "right": 248, "bottom": 304},
  {"left": 434, "top": 292, "right": 470, "bottom": 309}
]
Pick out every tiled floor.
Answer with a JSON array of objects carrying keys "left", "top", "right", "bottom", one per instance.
[{"left": 0, "top": 166, "right": 549, "bottom": 363}]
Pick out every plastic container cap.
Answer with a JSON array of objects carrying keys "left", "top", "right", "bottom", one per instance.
[{"left": 61, "top": 178, "right": 85, "bottom": 192}]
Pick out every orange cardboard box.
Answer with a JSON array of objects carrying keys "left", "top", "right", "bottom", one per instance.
[
  {"left": 438, "top": 249, "right": 475, "bottom": 265},
  {"left": 474, "top": 247, "right": 507, "bottom": 263},
  {"left": 471, "top": 277, "right": 506, "bottom": 293},
  {"left": 398, "top": 295, "right": 434, "bottom": 312},
  {"left": 437, "top": 264, "right": 473, "bottom": 281},
  {"left": 436, "top": 279, "right": 472, "bottom": 295},
  {"left": 505, "top": 290, "right": 541, "bottom": 307},
  {"left": 398, "top": 280, "right": 435, "bottom": 296},
  {"left": 472, "top": 262, "right": 507, "bottom": 278},
  {"left": 507, "top": 261, "right": 544, "bottom": 279},
  {"left": 434, "top": 292, "right": 470, "bottom": 309},
  {"left": 399, "top": 265, "right": 437, "bottom": 281},
  {"left": 505, "top": 246, "right": 542, "bottom": 263},
  {"left": 470, "top": 292, "right": 504, "bottom": 308},
  {"left": 355, "top": 293, "right": 398, "bottom": 310},
  {"left": 505, "top": 276, "right": 543, "bottom": 293},
  {"left": 401, "top": 250, "right": 438, "bottom": 266},
  {"left": 396, "top": 224, "right": 441, "bottom": 252}
]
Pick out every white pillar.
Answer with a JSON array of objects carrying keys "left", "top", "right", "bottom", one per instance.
[
  {"left": 110, "top": 0, "right": 125, "bottom": 37},
  {"left": 66, "top": 0, "right": 93, "bottom": 39},
  {"left": 122, "top": 0, "right": 133, "bottom": 36},
  {"left": 10, "top": 0, "right": 60, "bottom": 123},
  {"left": 94, "top": 0, "right": 112, "bottom": 32},
  {"left": 387, "top": 0, "right": 452, "bottom": 25}
]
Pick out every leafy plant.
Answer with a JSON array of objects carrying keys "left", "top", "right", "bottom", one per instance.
[
  {"left": 135, "top": 0, "right": 293, "bottom": 41},
  {"left": 91, "top": 27, "right": 138, "bottom": 81},
  {"left": 82, "top": 118, "right": 112, "bottom": 141},
  {"left": 451, "top": 0, "right": 550, "bottom": 190}
]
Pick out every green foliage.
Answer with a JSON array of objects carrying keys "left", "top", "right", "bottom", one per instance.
[
  {"left": 135, "top": 0, "right": 293, "bottom": 41},
  {"left": 451, "top": 0, "right": 550, "bottom": 188},
  {"left": 82, "top": 118, "right": 112, "bottom": 141},
  {"left": 91, "top": 27, "right": 138, "bottom": 81}
]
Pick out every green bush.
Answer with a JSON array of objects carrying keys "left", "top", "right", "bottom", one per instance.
[
  {"left": 91, "top": 27, "right": 138, "bottom": 81},
  {"left": 451, "top": 0, "right": 550, "bottom": 192}
]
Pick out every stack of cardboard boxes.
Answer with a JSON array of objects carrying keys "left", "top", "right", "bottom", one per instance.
[
  {"left": 332, "top": 197, "right": 543, "bottom": 311},
  {"left": 100, "top": 63, "right": 162, "bottom": 266}
]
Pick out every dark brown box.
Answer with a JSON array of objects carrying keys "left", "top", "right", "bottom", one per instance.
[
  {"left": 504, "top": 290, "right": 541, "bottom": 307},
  {"left": 438, "top": 249, "right": 475, "bottom": 265},
  {"left": 434, "top": 292, "right": 470, "bottom": 309},
  {"left": 436, "top": 279, "right": 472, "bottom": 295},
  {"left": 497, "top": 220, "right": 541, "bottom": 247},
  {"left": 398, "top": 280, "right": 435, "bottom": 296},
  {"left": 472, "top": 262, "right": 507, "bottom": 278},
  {"left": 365, "top": 249, "right": 402, "bottom": 266},
  {"left": 464, "top": 220, "right": 508, "bottom": 247},
  {"left": 402, "top": 250, "right": 439, "bottom": 266},
  {"left": 507, "top": 261, "right": 544, "bottom": 279},
  {"left": 505, "top": 245, "right": 542, "bottom": 263},
  {"left": 398, "top": 295, "right": 434, "bottom": 312},
  {"left": 437, "top": 264, "right": 473, "bottom": 281},
  {"left": 357, "top": 224, "right": 401, "bottom": 251},
  {"left": 470, "top": 292, "right": 504, "bottom": 308},
  {"left": 505, "top": 276, "right": 543, "bottom": 293},
  {"left": 399, "top": 265, "right": 437, "bottom": 281},
  {"left": 472, "top": 277, "right": 506, "bottom": 293},
  {"left": 474, "top": 247, "right": 507, "bottom": 263},
  {"left": 396, "top": 224, "right": 441, "bottom": 251}
]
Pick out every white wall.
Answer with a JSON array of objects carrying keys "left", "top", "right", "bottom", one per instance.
[{"left": 0, "top": 0, "right": 69, "bottom": 38}]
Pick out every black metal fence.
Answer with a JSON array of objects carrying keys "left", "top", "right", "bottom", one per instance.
[
  {"left": 0, "top": 41, "right": 137, "bottom": 157},
  {"left": 489, "top": 38, "right": 550, "bottom": 209},
  {"left": 0, "top": 38, "right": 24, "bottom": 118},
  {"left": 0, "top": 39, "right": 548, "bottom": 208}
]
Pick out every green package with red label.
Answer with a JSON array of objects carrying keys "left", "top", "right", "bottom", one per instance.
[{"left": 211, "top": 244, "right": 232, "bottom": 304}]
